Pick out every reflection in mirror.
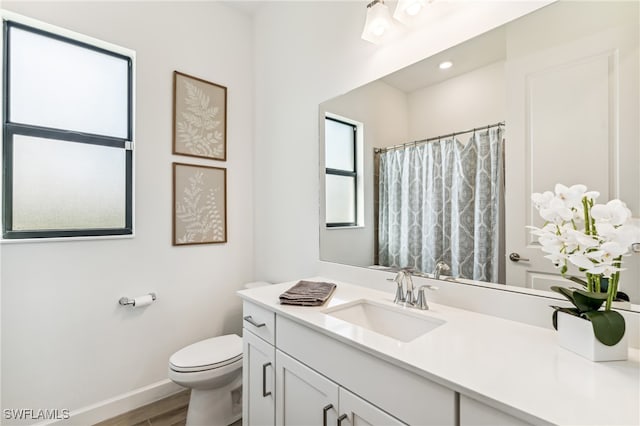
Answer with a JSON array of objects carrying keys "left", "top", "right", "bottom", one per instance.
[{"left": 319, "top": 1, "right": 640, "bottom": 308}]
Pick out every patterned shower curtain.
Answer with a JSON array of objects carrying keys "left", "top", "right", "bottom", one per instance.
[{"left": 378, "top": 127, "right": 503, "bottom": 282}]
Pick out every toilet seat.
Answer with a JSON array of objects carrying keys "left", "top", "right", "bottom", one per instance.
[{"left": 170, "top": 334, "right": 242, "bottom": 373}]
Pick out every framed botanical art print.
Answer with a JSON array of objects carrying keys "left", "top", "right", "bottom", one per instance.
[
  {"left": 173, "top": 162, "right": 227, "bottom": 245},
  {"left": 173, "top": 71, "right": 227, "bottom": 161}
]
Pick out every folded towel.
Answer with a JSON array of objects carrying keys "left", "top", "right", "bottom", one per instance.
[{"left": 279, "top": 280, "right": 337, "bottom": 306}]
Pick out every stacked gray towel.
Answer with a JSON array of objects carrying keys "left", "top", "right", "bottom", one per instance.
[{"left": 279, "top": 280, "right": 337, "bottom": 306}]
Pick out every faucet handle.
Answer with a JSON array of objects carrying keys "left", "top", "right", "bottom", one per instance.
[
  {"left": 404, "top": 273, "right": 415, "bottom": 306},
  {"left": 414, "top": 285, "right": 438, "bottom": 310},
  {"left": 387, "top": 275, "right": 406, "bottom": 304}
]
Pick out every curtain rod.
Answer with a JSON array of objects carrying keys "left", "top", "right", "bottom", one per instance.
[{"left": 373, "top": 121, "right": 505, "bottom": 153}]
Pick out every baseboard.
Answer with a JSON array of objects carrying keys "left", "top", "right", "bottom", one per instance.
[{"left": 34, "top": 379, "right": 184, "bottom": 426}]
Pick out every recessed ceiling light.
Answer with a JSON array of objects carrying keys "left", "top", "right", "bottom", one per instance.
[{"left": 439, "top": 61, "right": 453, "bottom": 70}]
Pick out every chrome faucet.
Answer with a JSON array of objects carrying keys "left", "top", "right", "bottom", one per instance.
[
  {"left": 434, "top": 261, "right": 451, "bottom": 280},
  {"left": 389, "top": 268, "right": 413, "bottom": 305},
  {"left": 388, "top": 268, "right": 437, "bottom": 310}
]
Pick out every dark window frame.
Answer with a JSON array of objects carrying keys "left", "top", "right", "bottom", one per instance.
[
  {"left": 2, "top": 20, "right": 134, "bottom": 240},
  {"left": 325, "top": 116, "right": 357, "bottom": 228}
]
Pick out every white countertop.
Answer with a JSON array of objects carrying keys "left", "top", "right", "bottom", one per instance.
[{"left": 238, "top": 278, "right": 640, "bottom": 426}]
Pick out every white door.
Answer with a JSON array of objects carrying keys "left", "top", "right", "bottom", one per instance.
[
  {"left": 275, "top": 350, "right": 339, "bottom": 426},
  {"left": 504, "top": 6, "right": 639, "bottom": 299},
  {"left": 243, "top": 330, "right": 275, "bottom": 426},
  {"left": 337, "top": 388, "right": 406, "bottom": 426}
]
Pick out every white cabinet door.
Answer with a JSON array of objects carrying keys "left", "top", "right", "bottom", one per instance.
[
  {"left": 243, "top": 330, "right": 275, "bottom": 426},
  {"left": 276, "top": 350, "right": 339, "bottom": 426},
  {"left": 459, "top": 395, "right": 533, "bottom": 426},
  {"left": 337, "top": 388, "right": 406, "bottom": 426}
]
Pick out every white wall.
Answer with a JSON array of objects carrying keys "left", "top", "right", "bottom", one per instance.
[
  {"left": 253, "top": 0, "right": 551, "bottom": 283},
  {"left": 319, "top": 80, "right": 408, "bottom": 267},
  {"left": 0, "top": 2, "right": 253, "bottom": 423},
  {"left": 407, "top": 61, "right": 506, "bottom": 140}
]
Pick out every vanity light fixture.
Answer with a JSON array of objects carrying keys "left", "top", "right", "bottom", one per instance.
[
  {"left": 393, "top": 0, "right": 427, "bottom": 25},
  {"left": 439, "top": 60, "right": 453, "bottom": 70},
  {"left": 361, "top": 0, "right": 395, "bottom": 44}
]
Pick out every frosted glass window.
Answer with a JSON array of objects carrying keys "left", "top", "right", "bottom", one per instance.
[
  {"left": 9, "top": 26, "right": 129, "bottom": 138},
  {"left": 325, "top": 118, "right": 355, "bottom": 171},
  {"left": 326, "top": 175, "right": 356, "bottom": 224},
  {"left": 12, "top": 135, "right": 126, "bottom": 230},
  {"left": 3, "top": 19, "right": 134, "bottom": 239}
]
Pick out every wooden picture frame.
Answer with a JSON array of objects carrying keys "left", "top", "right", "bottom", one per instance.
[
  {"left": 173, "top": 71, "right": 227, "bottom": 161},
  {"left": 173, "top": 162, "right": 227, "bottom": 245}
]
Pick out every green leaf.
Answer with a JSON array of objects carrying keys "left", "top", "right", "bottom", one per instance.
[
  {"left": 583, "top": 310, "right": 626, "bottom": 346},
  {"left": 550, "top": 286, "right": 607, "bottom": 312},
  {"left": 551, "top": 306, "right": 581, "bottom": 330}
]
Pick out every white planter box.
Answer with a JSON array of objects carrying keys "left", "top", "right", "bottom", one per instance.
[{"left": 557, "top": 311, "right": 628, "bottom": 362}]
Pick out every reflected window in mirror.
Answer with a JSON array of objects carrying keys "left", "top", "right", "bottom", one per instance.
[{"left": 324, "top": 116, "right": 363, "bottom": 228}]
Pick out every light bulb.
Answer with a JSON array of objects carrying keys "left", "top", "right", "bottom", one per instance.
[
  {"left": 361, "top": 0, "right": 394, "bottom": 44},
  {"left": 439, "top": 61, "right": 453, "bottom": 70},
  {"left": 406, "top": 3, "right": 422, "bottom": 16},
  {"left": 372, "top": 21, "right": 387, "bottom": 36},
  {"left": 393, "top": 0, "right": 427, "bottom": 25}
]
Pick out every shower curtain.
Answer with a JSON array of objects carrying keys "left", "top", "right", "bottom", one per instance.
[{"left": 378, "top": 127, "right": 503, "bottom": 282}]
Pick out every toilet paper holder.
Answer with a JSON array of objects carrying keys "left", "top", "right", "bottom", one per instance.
[{"left": 119, "top": 293, "right": 156, "bottom": 307}]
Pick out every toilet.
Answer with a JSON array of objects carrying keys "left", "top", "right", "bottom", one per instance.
[{"left": 168, "top": 334, "right": 243, "bottom": 426}]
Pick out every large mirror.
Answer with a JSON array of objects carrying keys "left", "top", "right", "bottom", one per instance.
[{"left": 319, "top": 1, "right": 640, "bottom": 308}]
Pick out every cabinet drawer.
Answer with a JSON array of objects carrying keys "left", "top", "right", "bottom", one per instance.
[{"left": 243, "top": 301, "right": 275, "bottom": 344}]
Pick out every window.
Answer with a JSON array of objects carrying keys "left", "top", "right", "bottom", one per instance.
[
  {"left": 325, "top": 117, "right": 358, "bottom": 227},
  {"left": 2, "top": 18, "right": 134, "bottom": 239}
]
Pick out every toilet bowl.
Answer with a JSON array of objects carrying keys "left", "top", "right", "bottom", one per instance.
[{"left": 168, "top": 334, "right": 242, "bottom": 426}]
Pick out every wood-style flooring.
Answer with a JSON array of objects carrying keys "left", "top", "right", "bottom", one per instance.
[{"left": 94, "top": 390, "right": 243, "bottom": 426}]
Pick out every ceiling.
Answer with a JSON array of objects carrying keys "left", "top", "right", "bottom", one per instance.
[{"left": 381, "top": 25, "right": 506, "bottom": 93}]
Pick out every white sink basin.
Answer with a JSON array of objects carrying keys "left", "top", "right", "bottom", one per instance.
[{"left": 324, "top": 300, "right": 444, "bottom": 342}]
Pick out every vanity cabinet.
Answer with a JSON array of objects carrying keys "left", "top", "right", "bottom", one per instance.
[
  {"left": 243, "top": 330, "right": 275, "bottom": 426},
  {"left": 241, "top": 301, "right": 455, "bottom": 426},
  {"left": 275, "top": 350, "right": 337, "bottom": 425},
  {"left": 276, "top": 350, "right": 406, "bottom": 426},
  {"left": 242, "top": 301, "right": 277, "bottom": 426}
]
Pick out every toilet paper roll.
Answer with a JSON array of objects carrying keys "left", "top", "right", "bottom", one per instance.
[{"left": 133, "top": 294, "right": 154, "bottom": 308}]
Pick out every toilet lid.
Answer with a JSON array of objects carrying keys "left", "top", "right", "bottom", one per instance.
[{"left": 170, "top": 334, "right": 242, "bottom": 372}]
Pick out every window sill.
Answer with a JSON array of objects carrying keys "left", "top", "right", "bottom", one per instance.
[
  {"left": 324, "top": 225, "right": 366, "bottom": 230},
  {"left": 1, "top": 233, "right": 135, "bottom": 244}
]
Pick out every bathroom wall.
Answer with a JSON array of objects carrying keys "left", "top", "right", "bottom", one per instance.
[
  {"left": 319, "top": 80, "right": 409, "bottom": 268},
  {"left": 253, "top": 0, "right": 551, "bottom": 283},
  {"left": 407, "top": 61, "right": 506, "bottom": 140},
  {"left": 0, "top": 2, "right": 253, "bottom": 423}
]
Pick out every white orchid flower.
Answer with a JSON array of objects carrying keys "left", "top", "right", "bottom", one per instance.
[
  {"left": 565, "top": 228, "right": 599, "bottom": 248},
  {"left": 531, "top": 191, "right": 554, "bottom": 210},
  {"left": 554, "top": 184, "right": 598, "bottom": 209},
  {"left": 567, "top": 253, "right": 597, "bottom": 270},
  {"left": 540, "top": 197, "right": 573, "bottom": 224},
  {"left": 583, "top": 263, "right": 624, "bottom": 278},
  {"left": 597, "top": 223, "right": 640, "bottom": 249},
  {"left": 530, "top": 184, "right": 635, "bottom": 291},
  {"left": 599, "top": 241, "right": 628, "bottom": 260},
  {"left": 591, "top": 199, "right": 632, "bottom": 226},
  {"left": 544, "top": 253, "right": 567, "bottom": 268}
]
